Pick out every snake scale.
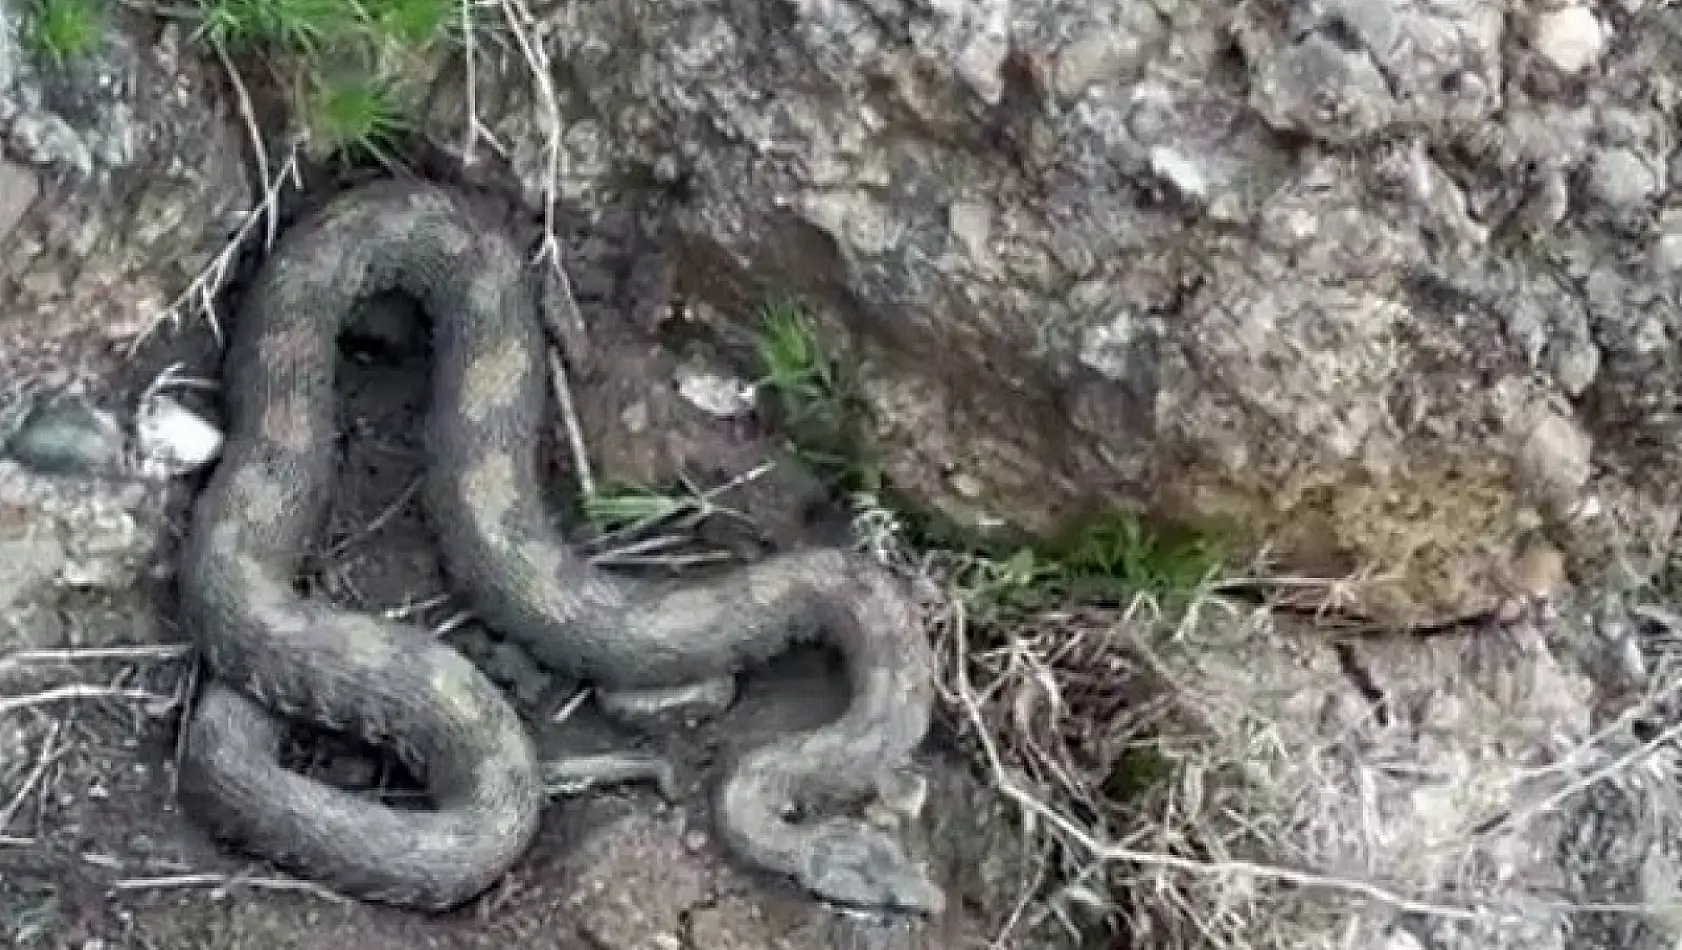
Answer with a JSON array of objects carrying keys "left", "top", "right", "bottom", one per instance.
[{"left": 174, "top": 180, "right": 944, "bottom": 914}]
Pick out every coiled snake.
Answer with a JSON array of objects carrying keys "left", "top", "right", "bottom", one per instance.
[{"left": 174, "top": 181, "right": 943, "bottom": 914}]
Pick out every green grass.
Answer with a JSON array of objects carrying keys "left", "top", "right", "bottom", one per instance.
[
  {"left": 193, "top": 0, "right": 451, "bottom": 53},
  {"left": 747, "top": 295, "right": 1227, "bottom": 620},
  {"left": 362, "top": 0, "right": 452, "bottom": 49},
  {"left": 194, "top": 0, "right": 357, "bottom": 52},
  {"left": 939, "top": 512, "right": 1228, "bottom": 623},
  {"left": 754, "top": 297, "right": 840, "bottom": 425},
  {"left": 750, "top": 296, "right": 885, "bottom": 495},
  {"left": 209, "top": 0, "right": 453, "bottom": 159},
  {"left": 182, "top": 0, "right": 458, "bottom": 161},
  {"left": 300, "top": 72, "right": 410, "bottom": 159},
  {"left": 22, "top": 0, "right": 104, "bottom": 65},
  {"left": 581, "top": 480, "right": 701, "bottom": 534}
]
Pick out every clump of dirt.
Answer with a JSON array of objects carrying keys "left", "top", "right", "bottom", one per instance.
[{"left": 0, "top": 182, "right": 1048, "bottom": 950}]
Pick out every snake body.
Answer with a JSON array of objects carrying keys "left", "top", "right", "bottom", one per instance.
[{"left": 175, "top": 181, "right": 942, "bottom": 913}]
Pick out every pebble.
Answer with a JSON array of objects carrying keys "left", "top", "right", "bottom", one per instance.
[
  {"left": 5, "top": 401, "right": 126, "bottom": 474},
  {"left": 1586, "top": 147, "right": 1659, "bottom": 212},
  {"left": 1512, "top": 544, "right": 1567, "bottom": 600},
  {"left": 1531, "top": 6, "right": 1604, "bottom": 75},
  {"left": 1653, "top": 232, "right": 1682, "bottom": 273},
  {"left": 676, "top": 368, "right": 756, "bottom": 419},
  {"left": 1149, "top": 146, "right": 1209, "bottom": 200},
  {"left": 135, "top": 394, "right": 223, "bottom": 475}
]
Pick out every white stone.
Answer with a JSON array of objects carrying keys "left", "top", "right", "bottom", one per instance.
[
  {"left": 1653, "top": 232, "right": 1682, "bottom": 273},
  {"left": 1150, "top": 145, "right": 1208, "bottom": 199},
  {"left": 135, "top": 395, "right": 223, "bottom": 475},
  {"left": 676, "top": 368, "right": 756, "bottom": 419},
  {"left": 1531, "top": 6, "right": 1605, "bottom": 75}
]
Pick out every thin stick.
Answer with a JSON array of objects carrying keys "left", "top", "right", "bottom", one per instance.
[
  {"left": 170, "top": 656, "right": 200, "bottom": 797},
  {"left": 0, "top": 645, "right": 191, "bottom": 675},
  {"left": 459, "top": 0, "right": 480, "bottom": 162},
  {"left": 590, "top": 550, "right": 738, "bottom": 569},
  {"left": 591, "top": 461, "right": 775, "bottom": 547},
  {"left": 213, "top": 39, "right": 279, "bottom": 254},
  {"left": 0, "top": 721, "right": 65, "bottom": 835},
  {"left": 128, "top": 149, "right": 302, "bottom": 353},
  {"left": 549, "top": 687, "right": 590, "bottom": 724},
  {"left": 545, "top": 348, "right": 595, "bottom": 499},
  {"left": 109, "top": 871, "right": 350, "bottom": 903},
  {"left": 0, "top": 685, "right": 180, "bottom": 718},
  {"left": 381, "top": 593, "right": 451, "bottom": 620},
  {"left": 430, "top": 611, "right": 474, "bottom": 638},
  {"left": 325, "top": 476, "right": 423, "bottom": 558},
  {"left": 945, "top": 603, "right": 1504, "bottom": 925},
  {"left": 495, "top": 0, "right": 597, "bottom": 499},
  {"left": 1490, "top": 713, "right": 1682, "bottom": 841}
]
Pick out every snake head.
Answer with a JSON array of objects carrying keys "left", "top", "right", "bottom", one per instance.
[{"left": 800, "top": 822, "right": 946, "bottom": 917}]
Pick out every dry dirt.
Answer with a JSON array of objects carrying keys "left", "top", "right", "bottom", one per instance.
[{"left": 0, "top": 180, "right": 1044, "bottom": 950}]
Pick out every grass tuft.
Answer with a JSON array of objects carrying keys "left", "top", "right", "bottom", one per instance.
[
  {"left": 300, "top": 72, "right": 409, "bottom": 159},
  {"left": 581, "top": 480, "right": 699, "bottom": 534},
  {"left": 194, "top": 0, "right": 357, "bottom": 52},
  {"left": 361, "top": 0, "right": 453, "bottom": 50},
  {"left": 749, "top": 296, "right": 885, "bottom": 495},
  {"left": 184, "top": 0, "right": 457, "bottom": 162},
  {"left": 754, "top": 296, "right": 840, "bottom": 426},
  {"left": 22, "top": 0, "right": 104, "bottom": 65}
]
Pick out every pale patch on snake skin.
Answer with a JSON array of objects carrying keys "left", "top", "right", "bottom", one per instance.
[
  {"left": 208, "top": 521, "right": 241, "bottom": 557},
  {"left": 477, "top": 734, "right": 540, "bottom": 838},
  {"left": 629, "top": 586, "right": 731, "bottom": 643},
  {"left": 339, "top": 617, "right": 401, "bottom": 670},
  {"left": 434, "top": 217, "right": 476, "bottom": 258},
  {"left": 230, "top": 467, "right": 290, "bottom": 529},
  {"left": 461, "top": 453, "right": 519, "bottom": 541},
  {"left": 429, "top": 651, "right": 492, "bottom": 727},
  {"left": 261, "top": 326, "right": 325, "bottom": 376},
  {"left": 460, "top": 335, "right": 531, "bottom": 424},
  {"left": 250, "top": 595, "right": 309, "bottom": 639},
  {"left": 260, "top": 395, "right": 315, "bottom": 455}
]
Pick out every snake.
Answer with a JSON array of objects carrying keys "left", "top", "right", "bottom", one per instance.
[{"left": 173, "top": 179, "right": 944, "bottom": 914}]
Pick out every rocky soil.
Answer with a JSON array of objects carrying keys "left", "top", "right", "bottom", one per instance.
[
  {"left": 0, "top": 194, "right": 1050, "bottom": 949},
  {"left": 9, "top": 1, "right": 1682, "bottom": 949}
]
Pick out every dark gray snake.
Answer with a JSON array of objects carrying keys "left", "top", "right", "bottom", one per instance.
[{"left": 174, "top": 180, "right": 943, "bottom": 914}]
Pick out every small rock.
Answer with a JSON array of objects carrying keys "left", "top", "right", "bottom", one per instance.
[
  {"left": 1531, "top": 6, "right": 1605, "bottom": 75},
  {"left": 1149, "top": 146, "right": 1208, "bottom": 200},
  {"left": 620, "top": 400, "right": 651, "bottom": 433},
  {"left": 1510, "top": 544, "right": 1567, "bottom": 602},
  {"left": 1550, "top": 335, "right": 1600, "bottom": 397},
  {"left": 135, "top": 394, "right": 223, "bottom": 476},
  {"left": 6, "top": 402, "right": 126, "bottom": 474},
  {"left": 0, "top": 158, "right": 41, "bottom": 243},
  {"left": 947, "top": 200, "right": 994, "bottom": 263},
  {"left": 567, "top": 809, "right": 709, "bottom": 949},
  {"left": 1078, "top": 312, "right": 1140, "bottom": 379},
  {"left": 948, "top": 471, "right": 983, "bottom": 499},
  {"left": 1516, "top": 410, "right": 1593, "bottom": 510},
  {"left": 676, "top": 368, "right": 756, "bottom": 419},
  {"left": 1652, "top": 232, "right": 1682, "bottom": 273},
  {"left": 1585, "top": 147, "right": 1658, "bottom": 212}
]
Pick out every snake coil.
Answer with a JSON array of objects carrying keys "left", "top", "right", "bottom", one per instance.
[{"left": 176, "top": 180, "right": 944, "bottom": 914}]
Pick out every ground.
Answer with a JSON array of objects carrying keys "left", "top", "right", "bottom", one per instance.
[{"left": 0, "top": 182, "right": 1049, "bottom": 950}]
